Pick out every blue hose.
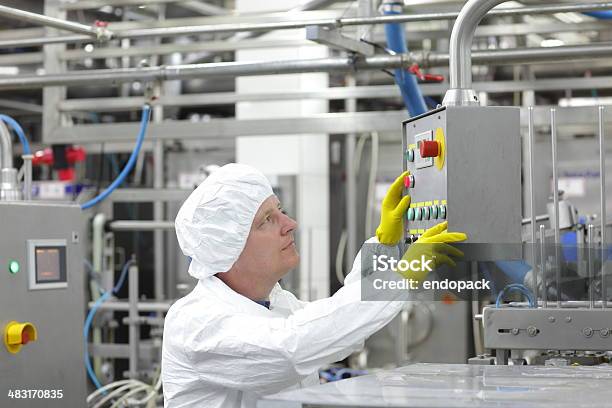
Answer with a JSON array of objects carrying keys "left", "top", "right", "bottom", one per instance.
[
  {"left": 495, "top": 283, "right": 536, "bottom": 308},
  {"left": 583, "top": 11, "right": 612, "bottom": 19},
  {"left": 80, "top": 105, "right": 151, "bottom": 210},
  {"left": 0, "top": 114, "right": 31, "bottom": 155},
  {"left": 84, "top": 259, "right": 135, "bottom": 391},
  {"left": 382, "top": 2, "right": 427, "bottom": 116}
]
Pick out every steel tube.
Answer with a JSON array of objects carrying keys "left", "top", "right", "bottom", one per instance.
[
  {"left": 3, "top": 43, "right": 612, "bottom": 90},
  {"left": 551, "top": 108, "right": 562, "bottom": 308},
  {"left": 3, "top": 1, "right": 612, "bottom": 48},
  {"left": 446, "top": 0, "right": 496, "bottom": 88},
  {"left": 128, "top": 262, "right": 139, "bottom": 378},
  {"left": 599, "top": 106, "right": 607, "bottom": 308},
  {"left": 0, "top": 5, "right": 102, "bottom": 38},
  {"left": 522, "top": 214, "right": 550, "bottom": 225},
  {"left": 528, "top": 106, "right": 538, "bottom": 304},
  {"left": 22, "top": 154, "right": 32, "bottom": 201},
  {"left": 589, "top": 224, "right": 595, "bottom": 309},
  {"left": 0, "top": 121, "right": 13, "bottom": 170},
  {"left": 540, "top": 224, "right": 547, "bottom": 308},
  {"left": 88, "top": 300, "right": 171, "bottom": 312},
  {"left": 108, "top": 220, "right": 175, "bottom": 231}
]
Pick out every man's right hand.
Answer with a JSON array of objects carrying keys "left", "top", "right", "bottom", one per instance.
[{"left": 396, "top": 221, "right": 467, "bottom": 282}]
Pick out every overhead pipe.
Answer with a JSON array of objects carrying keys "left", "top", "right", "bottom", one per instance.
[
  {"left": 0, "top": 5, "right": 112, "bottom": 41},
  {"left": 381, "top": 0, "right": 427, "bottom": 116},
  {"left": 3, "top": 43, "right": 612, "bottom": 90},
  {"left": 443, "top": 0, "right": 509, "bottom": 106},
  {"left": 1, "top": 2, "right": 612, "bottom": 49}
]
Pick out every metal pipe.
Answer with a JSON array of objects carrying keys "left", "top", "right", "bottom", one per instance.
[
  {"left": 3, "top": 1, "right": 612, "bottom": 48},
  {"left": 589, "top": 224, "right": 595, "bottom": 309},
  {"left": 540, "top": 224, "right": 547, "bottom": 308},
  {"left": 88, "top": 300, "right": 171, "bottom": 312},
  {"left": 4, "top": 43, "right": 612, "bottom": 90},
  {"left": 522, "top": 214, "right": 550, "bottom": 225},
  {"left": 528, "top": 106, "right": 538, "bottom": 305},
  {"left": 443, "top": 0, "right": 507, "bottom": 106},
  {"left": 128, "top": 262, "right": 139, "bottom": 379},
  {"left": 108, "top": 220, "right": 175, "bottom": 231},
  {"left": 345, "top": 75, "right": 357, "bottom": 275},
  {"left": 0, "top": 5, "right": 109, "bottom": 40},
  {"left": 22, "top": 154, "right": 32, "bottom": 201},
  {"left": 599, "top": 105, "right": 607, "bottom": 308},
  {"left": 0, "top": 120, "right": 13, "bottom": 169},
  {"left": 551, "top": 108, "right": 562, "bottom": 308}
]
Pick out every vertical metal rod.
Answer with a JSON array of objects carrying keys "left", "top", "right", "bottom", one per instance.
[
  {"left": 588, "top": 224, "right": 595, "bottom": 309},
  {"left": 551, "top": 108, "right": 561, "bottom": 307},
  {"left": 527, "top": 106, "right": 538, "bottom": 305},
  {"left": 539, "top": 224, "right": 547, "bottom": 307},
  {"left": 599, "top": 106, "right": 607, "bottom": 308},
  {"left": 22, "top": 154, "right": 32, "bottom": 200},
  {"left": 153, "top": 82, "right": 165, "bottom": 302},
  {"left": 345, "top": 75, "right": 357, "bottom": 272},
  {"left": 128, "top": 262, "right": 139, "bottom": 378}
]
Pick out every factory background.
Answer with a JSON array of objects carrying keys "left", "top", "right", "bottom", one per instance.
[{"left": 1, "top": 0, "right": 612, "bottom": 406}]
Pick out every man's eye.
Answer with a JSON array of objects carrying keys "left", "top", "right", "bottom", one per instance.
[{"left": 280, "top": 209, "right": 287, "bottom": 215}]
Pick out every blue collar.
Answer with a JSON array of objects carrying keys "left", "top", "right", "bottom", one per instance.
[{"left": 254, "top": 300, "right": 271, "bottom": 309}]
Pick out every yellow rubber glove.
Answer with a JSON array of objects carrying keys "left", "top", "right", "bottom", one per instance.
[
  {"left": 396, "top": 221, "right": 467, "bottom": 283},
  {"left": 376, "top": 171, "right": 411, "bottom": 245}
]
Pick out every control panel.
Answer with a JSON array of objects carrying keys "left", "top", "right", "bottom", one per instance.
[
  {"left": 0, "top": 201, "right": 86, "bottom": 407},
  {"left": 402, "top": 105, "right": 522, "bottom": 250}
]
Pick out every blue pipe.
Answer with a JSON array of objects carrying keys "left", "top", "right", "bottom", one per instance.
[
  {"left": 0, "top": 114, "right": 31, "bottom": 155},
  {"left": 382, "top": 2, "right": 427, "bottom": 116},
  {"left": 80, "top": 105, "right": 151, "bottom": 210},
  {"left": 583, "top": 11, "right": 612, "bottom": 19}
]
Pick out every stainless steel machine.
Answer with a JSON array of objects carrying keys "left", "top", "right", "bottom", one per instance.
[{"left": 0, "top": 201, "right": 87, "bottom": 407}]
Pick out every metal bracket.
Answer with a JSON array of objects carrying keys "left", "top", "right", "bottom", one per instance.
[
  {"left": 305, "top": 25, "right": 374, "bottom": 56},
  {"left": 483, "top": 307, "right": 612, "bottom": 351}
]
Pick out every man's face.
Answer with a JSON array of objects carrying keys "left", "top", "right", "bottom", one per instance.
[{"left": 235, "top": 195, "right": 299, "bottom": 282}]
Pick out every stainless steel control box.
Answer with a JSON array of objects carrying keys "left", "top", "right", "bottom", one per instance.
[
  {"left": 0, "top": 201, "right": 87, "bottom": 407},
  {"left": 402, "top": 106, "right": 522, "bottom": 247}
]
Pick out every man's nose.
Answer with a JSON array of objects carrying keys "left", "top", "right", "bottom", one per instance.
[{"left": 281, "top": 213, "right": 298, "bottom": 235}]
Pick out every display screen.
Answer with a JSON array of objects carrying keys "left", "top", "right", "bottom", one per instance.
[{"left": 35, "top": 246, "right": 66, "bottom": 284}]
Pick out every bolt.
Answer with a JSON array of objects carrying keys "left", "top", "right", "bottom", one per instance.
[
  {"left": 527, "top": 326, "right": 538, "bottom": 337},
  {"left": 565, "top": 316, "right": 572, "bottom": 323},
  {"left": 511, "top": 328, "right": 520, "bottom": 335},
  {"left": 601, "top": 329, "right": 610, "bottom": 338},
  {"left": 548, "top": 316, "right": 556, "bottom": 323},
  {"left": 583, "top": 327, "right": 594, "bottom": 338}
]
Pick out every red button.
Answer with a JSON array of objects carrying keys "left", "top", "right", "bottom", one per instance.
[
  {"left": 404, "top": 175, "right": 410, "bottom": 188},
  {"left": 419, "top": 140, "right": 439, "bottom": 158},
  {"left": 21, "top": 331, "right": 30, "bottom": 345}
]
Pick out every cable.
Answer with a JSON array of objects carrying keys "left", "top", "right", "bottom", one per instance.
[
  {"left": 495, "top": 283, "right": 536, "bottom": 308},
  {"left": 91, "top": 383, "right": 143, "bottom": 408},
  {"left": 80, "top": 105, "right": 151, "bottom": 210},
  {"left": 87, "top": 380, "right": 140, "bottom": 404},
  {"left": 108, "top": 385, "right": 150, "bottom": 408},
  {"left": 0, "top": 114, "right": 31, "bottom": 155},
  {"left": 84, "top": 291, "right": 112, "bottom": 390},
  {"left": 84, "top": 259, "right": 136, "bottom": 392}
]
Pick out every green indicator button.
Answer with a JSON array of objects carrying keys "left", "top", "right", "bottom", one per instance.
[{"left": 8, "top": 260, "right": 19, "bottom": 274}]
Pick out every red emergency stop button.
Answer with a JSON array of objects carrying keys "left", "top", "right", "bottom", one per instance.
[
  {"left": 419, "top": 140, "right": 440, "bottom": 158},
  {"left": 4, "top": 321, "right": 37, "bottom": 354}
]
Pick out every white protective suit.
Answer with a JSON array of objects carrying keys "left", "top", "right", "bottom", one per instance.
[{"left": 162, "top": 163, "right": 406, "bottom": 408}]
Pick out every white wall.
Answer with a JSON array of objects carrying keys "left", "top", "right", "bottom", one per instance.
[{"left": 235, "top": 0, "right": 330, "bottom": 300}]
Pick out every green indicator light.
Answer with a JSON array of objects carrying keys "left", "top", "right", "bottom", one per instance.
[{"left": 8, "top": 260, "right": 19, "bottom": 274}]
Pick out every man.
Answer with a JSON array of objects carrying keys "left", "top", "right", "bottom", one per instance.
[{"left": 162, "top": 163, "right": 465, "bottom": 408}]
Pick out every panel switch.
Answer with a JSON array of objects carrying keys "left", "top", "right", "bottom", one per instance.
[{"left": 419, "top": 140, "right": 440, "bottom": 158}]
